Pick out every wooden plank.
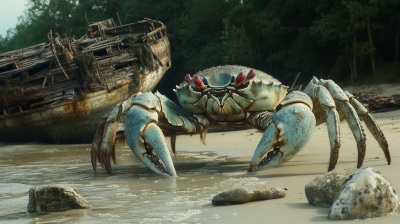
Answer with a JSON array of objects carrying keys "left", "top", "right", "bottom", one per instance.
[
  {"left": 30, "top": 94, "right": 74, "bottom": 108},
  {"left": 42, "top": 74, "right": 48, "bottom": 89},
  {"left": 0, "top": 92, "right": 43, "bottom": 108}
]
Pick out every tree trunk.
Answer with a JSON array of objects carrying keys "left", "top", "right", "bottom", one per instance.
[
  {"left": 346, "top": 41, "right": 354, "bottom": 82},
  {"left": 241, "top": 24, "right": 253, "bottom": 67},
  {"left": 269, "top": 48, "right": 272, "bottom": 73},
  {"left": 258, "top": 42, "right": 263, "bottom": 68},
  {"left": 352, "top": 33, "right": 358, "bottom": 84},
  {"left": 396, "top": 34, "right": 399, "bottom": 63},
  {"left": 366, "top": 14, "right": 377, "bottom": 73}
]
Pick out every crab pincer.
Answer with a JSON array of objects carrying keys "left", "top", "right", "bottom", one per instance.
[{"left": 125, "top": 93, "right": 177, "bottom": 176}]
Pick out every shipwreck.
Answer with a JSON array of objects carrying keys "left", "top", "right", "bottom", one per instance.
[{"left": 0, "top": 18, "right": 170, "bottom": 143}]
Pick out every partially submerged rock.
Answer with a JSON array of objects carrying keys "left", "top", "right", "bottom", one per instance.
[
  {"left": 328, "top": 168, "right": 399, "bottom": 220},
  {"left": 212, "top": 185, "right": 286, "bottom": 205},
  {"left": 27, "top": 185, "right": 91, "bottom": 213},
  {"left": 305, "top": 168, "right": 358, "bottom": 207}
]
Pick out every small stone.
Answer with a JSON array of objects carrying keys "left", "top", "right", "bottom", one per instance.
[
  {"left": 328, "top": 168, "right": 399, "bottom": 220},
  {"left": 212, "top": 185, "right": 286, "bottom": 205},
  {"left": 27, "top": 185, "right": 91, "bottom": 213},
  {"left": 305, "top": 168, "right": 358, "bottom": 208}
]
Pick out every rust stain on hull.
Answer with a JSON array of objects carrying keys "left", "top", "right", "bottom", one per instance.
[{"left": 0, "top": 18, "right": 170, "bottom": 143}]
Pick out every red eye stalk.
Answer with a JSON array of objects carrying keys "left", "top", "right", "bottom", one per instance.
[
  {"left": 236, "top": 72, "right": 246, "bottom": 84},
  {"left": 185, "top": 74, "right": 192, "bottom": 84},
  {"left": 193, "top": 75, "right": 204, "bottom": 88},
  {"left": 247, "top": 70, "right": 256, "bottom": 80}
]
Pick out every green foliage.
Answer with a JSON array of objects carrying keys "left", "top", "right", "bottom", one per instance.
[{"left": 1, "top": 0, "right": 400, "bottom": 102}]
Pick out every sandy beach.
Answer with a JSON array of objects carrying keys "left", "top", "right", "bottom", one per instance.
[
  {"left": 1, "top": 84, "right": 400, "bottom": 223},
  {"left": 172, "top": 109, "right": 400, "bottom": 223}
]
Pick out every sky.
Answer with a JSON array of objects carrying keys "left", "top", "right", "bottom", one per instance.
[{"left": 0, "top": 0, "right": 29, "bottom": 37}]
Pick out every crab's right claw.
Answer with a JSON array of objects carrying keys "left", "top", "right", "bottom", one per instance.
[{"left": 125, "top": 94, "right": 177, "bottom": 176}]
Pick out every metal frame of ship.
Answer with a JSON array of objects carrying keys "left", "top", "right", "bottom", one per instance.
[{"left": 0, "top": 18, "right": 171, "bottom": 143}]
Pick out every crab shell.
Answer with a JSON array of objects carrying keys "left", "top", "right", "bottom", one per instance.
[{"left": 174, "top": 65, "right": 289, "bottom": 121}]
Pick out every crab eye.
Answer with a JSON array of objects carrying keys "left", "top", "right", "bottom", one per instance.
[
  {"left": 236, "top": 72, "right": 246, "bottom": 84},
  {"left": 185, "top": 74, "right": 192, "bottom": 84},
  {"left": 193, "top": 75, "right": 204, "bottom": 88},
  {"left": 247, "top": 70, "right": 256, "bottom": 80}
]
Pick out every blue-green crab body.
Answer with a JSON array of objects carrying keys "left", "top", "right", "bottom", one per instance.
[
  {"left": 91, "top": 65, "right": 391, "bottom": 177},
  {"left": 173, "top": 66, "right": 288, "bottom": 122}
]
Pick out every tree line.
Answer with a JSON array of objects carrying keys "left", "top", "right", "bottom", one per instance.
[{"left": 1, "top": 0, "right": 399, "bottom": 100}]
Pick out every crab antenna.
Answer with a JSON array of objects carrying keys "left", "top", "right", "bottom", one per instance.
[
  {"left": 193, "top": 75, "right": 205, "bottom": 89},
  {"left": 185, "top": 74, "right": 192, "bottom": 84},
  {"left": 243, "top": 69, "right": 256, "bottom": 84}
]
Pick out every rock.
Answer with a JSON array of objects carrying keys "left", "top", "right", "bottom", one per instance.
[
  {"left": 305, "top": 168, "right": 358, "bottom": 208},
  {"left": 27, "top": 185, "right": 91, "bottom": 213},
  {"left": 328, "top": 168, "right": 399, "bottom": 220},
  {"left": 212, "top": 185, "right": 286, "bottom": 205}
]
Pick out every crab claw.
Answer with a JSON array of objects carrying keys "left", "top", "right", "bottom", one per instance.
[
  {"left": 248, "top": 102, "right": 315, "bottom": 172},
  {"left": 125, "top": 95, "right": 177, "bottom": 176}
]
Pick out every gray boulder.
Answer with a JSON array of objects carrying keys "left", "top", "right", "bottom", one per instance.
[
  {"left": 27, "top": 185, "right": 91, "bottom": 213},
  {"left": 305, "top": 168, "right": 358, "bottom": 207},
  {"left": 328, "top": 168, "right": 399, "bottom": 220},
  {"left": 212, "top": 185, "right": 286, "bottom": 205}
]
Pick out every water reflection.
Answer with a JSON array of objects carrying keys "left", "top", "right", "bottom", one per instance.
[{"left": 0, "top": 143, "right": 261, "bottom": 223}]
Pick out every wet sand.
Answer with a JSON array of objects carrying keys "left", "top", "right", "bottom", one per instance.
[
  {"left": 0, "top": 110, "right": 400, "bottom": 223},
  {"left": 176, "top": 110, "right": 400, "bottom": 223}
]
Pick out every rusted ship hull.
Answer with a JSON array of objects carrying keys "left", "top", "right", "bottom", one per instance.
[
  {"left": 0, "top": 65, "right": 167, "bottom": 143},
  {"left": 0, "top": 18, "right": 170, "bottom": 143}
]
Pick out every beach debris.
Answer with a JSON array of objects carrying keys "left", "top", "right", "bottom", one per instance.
[
  {"left": 328, "top": 168, "right": 399, "bottom": 220},
  {"left": 305, "top": 168, "right": 358, "bottom": 208},
  {"left": 353, "top": 93, "right": 400, "bottom": 113},
  {"left": 27, "top": 185, "right": 91, "bottom": 213},
  {"left": 211, "top": 185, "right": 286, "bottom": 205}
]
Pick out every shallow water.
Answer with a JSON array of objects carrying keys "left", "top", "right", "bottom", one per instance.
[
  {"left": 0, "top": 142, "right": 264, "bottom": 223},
  {"left": 1, "top": 116, "right": 400, "bottom": 223}
]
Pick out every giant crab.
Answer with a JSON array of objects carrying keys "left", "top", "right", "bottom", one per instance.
[{"left": 90, "top": 65, "right": 390, "bottom": 176}]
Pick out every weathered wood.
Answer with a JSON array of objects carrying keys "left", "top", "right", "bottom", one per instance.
[
  {"left": 30, "top": 94, "right": 74, "bottom": 108},
  {"left": 42, "top": 74, "right": 48, "bottom": 89},
  {"left": 0, "top": 92, "right": 43, "bottom": 108},
  {"left": 49, "top": 30, "right": 69, "bottom": 80},
  {"left": 0, "top": 18, "right": 171, "bottom": 144}
]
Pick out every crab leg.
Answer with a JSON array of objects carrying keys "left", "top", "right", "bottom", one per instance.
[
  {"left": 304, "top": 78, "right": 368, "bottom": 170},
  {"left": 91, "top": 120, "right": 106, "bottom": 172},
  {"left": 344, "top": 90, "right": 390, "bottom": 164},
  {"left": 318, "top": 79, "right": 367, "bottom": 169},
  {"left": 90, "top": 94, "right": 137, "bottom": 174}
]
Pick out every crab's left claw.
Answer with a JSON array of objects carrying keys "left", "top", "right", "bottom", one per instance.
[{"left": 248, "top": 91, "right": 316, "bottom": 171}]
